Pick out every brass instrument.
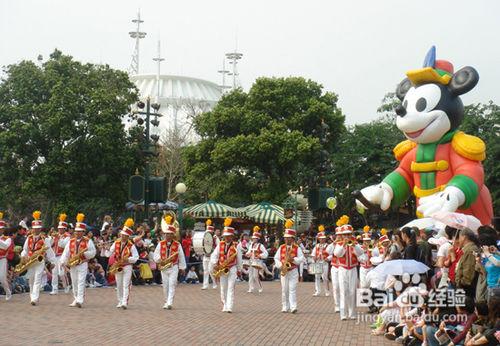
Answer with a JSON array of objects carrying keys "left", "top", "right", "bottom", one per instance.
[
  {"left": 109, "top": 256, "right": 129, "bottom": 275},
  {"left": 158, "top": 252, "right": 179, "bottom": 271},
  {"left": 367, "top": 243, "right": 374, "bottom": 250},
  {"left": 68, "top": 248, "right": 87, "bottom": 267},
  {"left": 280, "top": 247, "right": 293, "bottom": 277},
  {"left": 213, "top": 251, "right": 238, "bottom": 278},
  {"left": 14, "top": 245, "right": 47, "bottom": 273}
]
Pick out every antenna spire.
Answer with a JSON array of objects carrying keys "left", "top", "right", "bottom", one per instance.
[{"left": 128, "top": 10, "right": 147, "bottom": 75}]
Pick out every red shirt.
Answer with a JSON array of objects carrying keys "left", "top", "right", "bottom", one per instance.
[
  {"left": 182, "top": 237, "right": 191, "bottom": 258},
  {"left": 448, "top": 248, "right": 463, "bottom": 284}
]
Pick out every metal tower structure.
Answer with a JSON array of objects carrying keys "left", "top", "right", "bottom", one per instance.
[
  {"left": 225, "top": 50, "right": 243, "bottom": 89},
  {"left": 128, "top": 10, "right": 147, "bottom": 75},
  {"left": 217, "top": 58, "right": 231, "bottom": 92},
  {"left": 152, "top": 40, "right": 165, "bottom": 102}
]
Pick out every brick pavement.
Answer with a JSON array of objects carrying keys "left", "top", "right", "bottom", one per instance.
[{"left": 1, "top": 281, "right": 395, "bottom": 346}]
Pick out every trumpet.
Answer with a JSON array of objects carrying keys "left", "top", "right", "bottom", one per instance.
[
  {"left": 109, "top": 256, "right": 129, "bottom": 275},
  {"left": 14, "top": 245, "right": 47, "bottom": 273},
  {"left": 213, "top": 251, "right": 237, "bottom": 278},
  {"left": 68, "top": 248, "right": 87, "bottom": 267},
  {"left": 158, "top": 252, "right": 178, "bottom": 271}
]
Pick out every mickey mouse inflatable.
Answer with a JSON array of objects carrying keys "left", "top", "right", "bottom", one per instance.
[{"left": 357, "top": 46, "right": 493, "bottom": 225}]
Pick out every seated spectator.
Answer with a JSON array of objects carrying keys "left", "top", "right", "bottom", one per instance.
[{"left": 185, "top": 266, "right": 199, "bottom": 284}]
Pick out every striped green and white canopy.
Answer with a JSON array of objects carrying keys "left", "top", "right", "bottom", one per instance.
[
  {"left": 183, "top": 200, "right": 243, "bottom": 218},
  {"left": 243, "top": 202, "right": 299, "bottom": 225}
]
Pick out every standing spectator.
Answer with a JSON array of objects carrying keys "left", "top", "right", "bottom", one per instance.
[
  {"left": 182, "top": 230, "right": 192, "bottom": 266},
  {"left": 455, "top": 228, "right": 480, "bottom": 297},
  {"left": 100, "top": 215, "right": 112, "bottom": 234},
  {"left": 401, "top": 227, "right": 419, "bottom": 261}
]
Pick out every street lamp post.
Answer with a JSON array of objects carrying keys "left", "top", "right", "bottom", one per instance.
[
  {"left": 133, "top": 97, "right": 162, "bottom": 223},
  {"left": 175, "top": 182, "right": 187, "bottom": 232}
]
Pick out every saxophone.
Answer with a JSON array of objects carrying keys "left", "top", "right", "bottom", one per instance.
[
  {"left": 213, "top": 251, "right": 238, "bottom": 278},
  {"left": 280, "top": 247, "right": 293, "bottom": 277},
  {"left": 109, "top": 255, "right": 129, "bottom": 275},
  {"left": 158, "top": 252, "right": 179, "bottom": 271},
  {"left": 14, "top": 245, "right": 47, "bottom": 273},
  {"left": 68, "top": 248, "right": 87, "bottom": 267}
]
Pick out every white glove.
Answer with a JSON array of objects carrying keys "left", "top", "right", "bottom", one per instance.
[
  {"left": 417, "top": 186, "right": 465, "bottom": 217},
  {"left": 356, "top": 182, "right": 394, "bottom": 211}
]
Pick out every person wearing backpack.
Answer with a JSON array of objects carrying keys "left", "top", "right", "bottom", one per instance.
[{"left": 0, "top": 212, "right": 13, "bottom": 300}]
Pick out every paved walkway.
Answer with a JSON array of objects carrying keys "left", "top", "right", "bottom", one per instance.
[{"left": 2, "top": 281, "right": 394, "bottom": 345}]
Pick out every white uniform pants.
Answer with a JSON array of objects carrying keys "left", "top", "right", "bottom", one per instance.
[
  {"left": 359, "top": 266, "right": 372, "bottom": 289},
  {"left": 314, "top": 262, "right": 330, "bottom": 295},
  {"left": 115, "top": 265, "right": 133, "bottom": 306},
  {"left": 161, "top": 266, "right": 179, "bottom": 306},
  {"left": 330, "top": 266, "right": 340, "bottom": 310},
  {"left": 0, "top": 258, "right": 11, "bottom": 296},
  {"left": 202, "top": 256, "right": 216, "bottom": 288},
  {"left": 69, "top": 262, "right": 88, "bottom": 304},
  {"left": 338, "top": 267, "right": 357, "bottom": 319},
  {"left": 280, "top": 267, "right": 299, "bottom": 311},
  {"left": 51, "top": 256, "right": 67, "bottom": 292},
  {"left": 219, "top": 266, "right": 237, "bottom": 311},
  {"left": 27, "top": 261, "right": 45, "bottom": 302},
  {"left": 248, "top": 261, "right": 263, "bottom": 292}
]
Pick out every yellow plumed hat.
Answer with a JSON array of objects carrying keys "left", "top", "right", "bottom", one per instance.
[
  {"left": 206, "top": 219, "right": 212, "bottom": 226},
  {"left": 318, "top": 225, "right": 325, "bottom": 232},
  {"left": 253, "top": 225, "right": 260, "bottom": 232},
  {"left": 164, "top": 215, "right": 173, "bottom": 225},
  {"left": 224, "top": 218, "right": 232, "bottom": 227},
  {"left": 0, "top": 211, "right": 3, "bottom": 220},
  {"left": 33, "top": 210, "right": 42, "bottom": 220},
  {"left": 336, "top": 215, "right": 349, "bottom": 227},
  {"left": 363, "top": 225, "right": 370, "bottom": 233},
  {"left": 59, "top": 213, "right": 67, "bottom": 222}
]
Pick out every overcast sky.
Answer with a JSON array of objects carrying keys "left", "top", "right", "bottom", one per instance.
[{"left": 1, "top": 0, "right": 499, "bottom": 124}]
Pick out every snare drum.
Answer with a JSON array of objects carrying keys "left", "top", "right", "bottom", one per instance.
[
  {"left": 307, "top": 262, "right": 324, "bottom": 275},
  {"left": 192, "top": 231, "right": 214, "bottom": 256}
]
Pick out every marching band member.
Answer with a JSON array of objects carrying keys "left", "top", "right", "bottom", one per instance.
[
  {"left": 60, "top": 213, "right": 96, "bottom": 308},
  {"left": 108, "top": 218, "right": 139, "bottom": 309},
  {"left": 359, "top": 226, "right": 379, "bottom": 289},
  {"left": 274, "top": 220, "right": 305, "bottom": 313},
  {"left": 153, "top": 215, "right": 186, "bottom": 310},
  {"left": 377, "top": 228, "right": 391, "bottom": 261},
  {"left": 0, "top": 212, "right": 13, "bottom": 301},
  {"left": 311, "top": 225, "right": 330, "bottom": 297},
  {"left": 333, "top": 216, "right": 366, "bottom": 320},
  {"left": 49, "top": 213, "right": 70, "bottom": 295},
  {"left": 326, "top": 228, "right": 341, "bottom": 312},
  {"left": 210, "top": 218, "right": 242, "bottom": 313},
  {"left": 202, "top": 219, "right": 219, "bottom": 290},
  {"left": 20, "top": 211, "right": 56, "bottom": 305},
  {"left": 245, "top": 226, "right": 268, "bottom": 293}
]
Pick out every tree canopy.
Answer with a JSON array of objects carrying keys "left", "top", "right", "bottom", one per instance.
[
  {"left": 182, "top": 77, "right": 345, "bottom": 206},
  {"left": 0, "top": 50, "right": 140, "bottom": 223}
]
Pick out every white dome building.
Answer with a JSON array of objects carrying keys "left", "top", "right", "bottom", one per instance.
[{"left": 130, "top": 74, "right": 222, "bottom": 133}]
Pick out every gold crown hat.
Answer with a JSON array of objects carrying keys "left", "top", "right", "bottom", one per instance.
[
  {"left": 161, "top": 215, "right": 176, "bottom": 234},
  {"left": 222, "top": 218, "right": 235, "bottom": 237},
  {"left": 284, "top": 219, "right": 296, "bottom": 238},
  {"left": 0, "top": 211, "right": 5, "bottom": 229},
  {"left": 120, "top": 218, "right": 135, "bottom": 236},
  {"left": 74, "top": 213, "right": 87, "bottom": 232},
  {"left": 58, "top": 213, "right": 68, "bottom": 229},
  {"left": 252, "top": 225, "right": 261, "bottom": 239},
  {"left": 406, "top": 46, "right": 454, "bottom": 86},
  {"left": 206, "top": 219, "right": 215, "bottom": 232},
  {"left": 31, "top": 210, "right": 43, "bottom": 229}
]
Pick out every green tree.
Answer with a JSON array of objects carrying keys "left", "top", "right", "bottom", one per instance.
[
  {"left": 0, "top": 50, "right": 140, "bottom": 223},
  {"left": 183, "top": 77, "right": 345, "bottom": 206}
]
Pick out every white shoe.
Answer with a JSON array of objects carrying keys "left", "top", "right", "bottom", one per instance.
[
  {"left": 258, "top": 288, "right": 263, "bottom": 293},
  {"left": 325, "top": 292, "right": 330, "bottom": 297},
  {"left": 340, "top": 317, "right": 347, "bottom": 321},
  {"left": 116, "top": 303, "right": 123, "bottom": 308},
  {"left": 212, "top": 286, "right": 217, "bottom": 289},
  {"left": 50, "top": 291, "right": 58, "bottom": 295},
  {"left": 281, "top": 309, "right": 288, "bottom": 313},
  {"left": 335, "top": 307, "right": 340, "bottom": 313},
  {"left": 69, "top": 301, "right": 77, "bottom": 307},
  {"left": 76, "top": 302, "right": 82, "bottom": 308},
  {"left": 291, "top": 309, "right": 297, "bottom": 314},
  {"left": 247, "top": 289, "right": 252, "bottom": 293},
  {"left": 201, "top": 286, "right": 208, "bottom": 290},
  {"left": 226, "top": 309, "right": 232, "bottom": 313},
  {"left": 121, "top": 304, "right": 127, "bottom": 310},
  {"left": 349, "top": 316, "right": 356, "bottom": 320},
  {"left": 313, "top": 292, "right": 320, "bottom": 296},
  {"left": 30, "top": 300, "right": 37, "bottom": 306},
  {"left": 64, "top": 286, "right": 70, "bottom": 294},
  {"left": 163, "top": 303, "right": 169, "bottom": 309},
  {"left": 5, "top": 293, "right": 12, "bottom": 301}
]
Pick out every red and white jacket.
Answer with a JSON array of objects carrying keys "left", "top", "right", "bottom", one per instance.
[
  {"left": 273, "top": 243, "right": 305, "bottom": 271},
  {"left": 21, "top": 234, "right": 56, "bottom": 264},
  {"left": 108, "top": 239, "right": 138, "bottom": 267},
  {"left": 210, "top": 240, "right": 242, "bottom": 271},
  {"left": 153, "top": 240, "right": 186, "bottom": 270},
  {"left": 360, "top": 245, "right": 380, "bottom": 269},
  {"left": 0, "top": 235, "right": 13, "bottom": 259},
  {"left": 245, "top": 242, "right": 269, "bottom": 260},
  {"left": 51, "top": 232, "right": 70, "bottom": 257},
  {"left": 60, "top": 236, "right": 97, "bottom": 266},
  {"left": 312, "top": 243, "right": 329, "bottom": 262},
  {"left": 333, "top": 240, "right": 366, "bottom": 270},
  {"left": 326, "top": 243, "right": 339, "bottom": 268}
]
